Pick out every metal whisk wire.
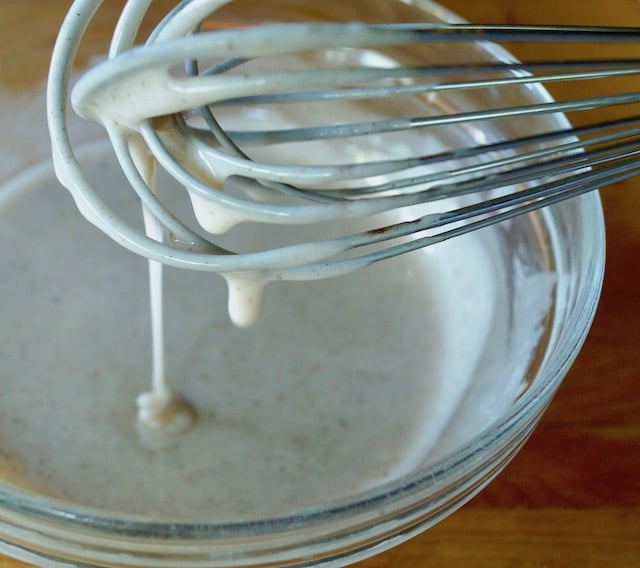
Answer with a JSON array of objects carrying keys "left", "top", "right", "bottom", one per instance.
[{"left": 48, "top": 0, "right": 640, "bottom": 282}]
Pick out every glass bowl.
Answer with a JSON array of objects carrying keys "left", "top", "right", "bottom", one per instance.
[{"left": 0, "top": 1, "right": 604, "bottom": 566}]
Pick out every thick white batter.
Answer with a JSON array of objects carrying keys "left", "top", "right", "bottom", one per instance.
[
  {"left": 0, "top": 139, "right": 555, "bottom": 521},
  {"left": 1, "top": 22, "right": 554, "bottom": 519}
]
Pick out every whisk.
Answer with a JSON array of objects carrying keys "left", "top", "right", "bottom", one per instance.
[{"left": 47, "top": 0, "right": 640, "bottom": 291}]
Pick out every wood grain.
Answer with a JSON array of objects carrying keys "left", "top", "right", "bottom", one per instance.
[{"left": 1, "top": 1, "right": 639, "bottom": 566}]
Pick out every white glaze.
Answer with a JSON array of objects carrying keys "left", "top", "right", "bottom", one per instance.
[
  {"left": 0, "top": 141, "right": 553, "bottom": 520},
  {"left": 3, "top": 2, "right": 555, "bottom": 521}
]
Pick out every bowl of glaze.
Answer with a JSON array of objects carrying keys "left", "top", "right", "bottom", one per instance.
[{"left": 0, "top": 1, "right": 604, "bottom": 567}]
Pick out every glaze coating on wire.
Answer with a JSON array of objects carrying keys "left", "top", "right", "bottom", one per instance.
[{"left": 47, "top": 0, "right": 640, "bottom": 280}]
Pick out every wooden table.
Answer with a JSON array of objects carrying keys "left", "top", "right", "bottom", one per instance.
[{"left": 1, "top": 1, "right": 638, "bottom": 567}]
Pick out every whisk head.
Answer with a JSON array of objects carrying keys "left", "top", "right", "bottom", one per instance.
[{"left": 48, "top": 0, "right": 640, "bottom": 323}]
